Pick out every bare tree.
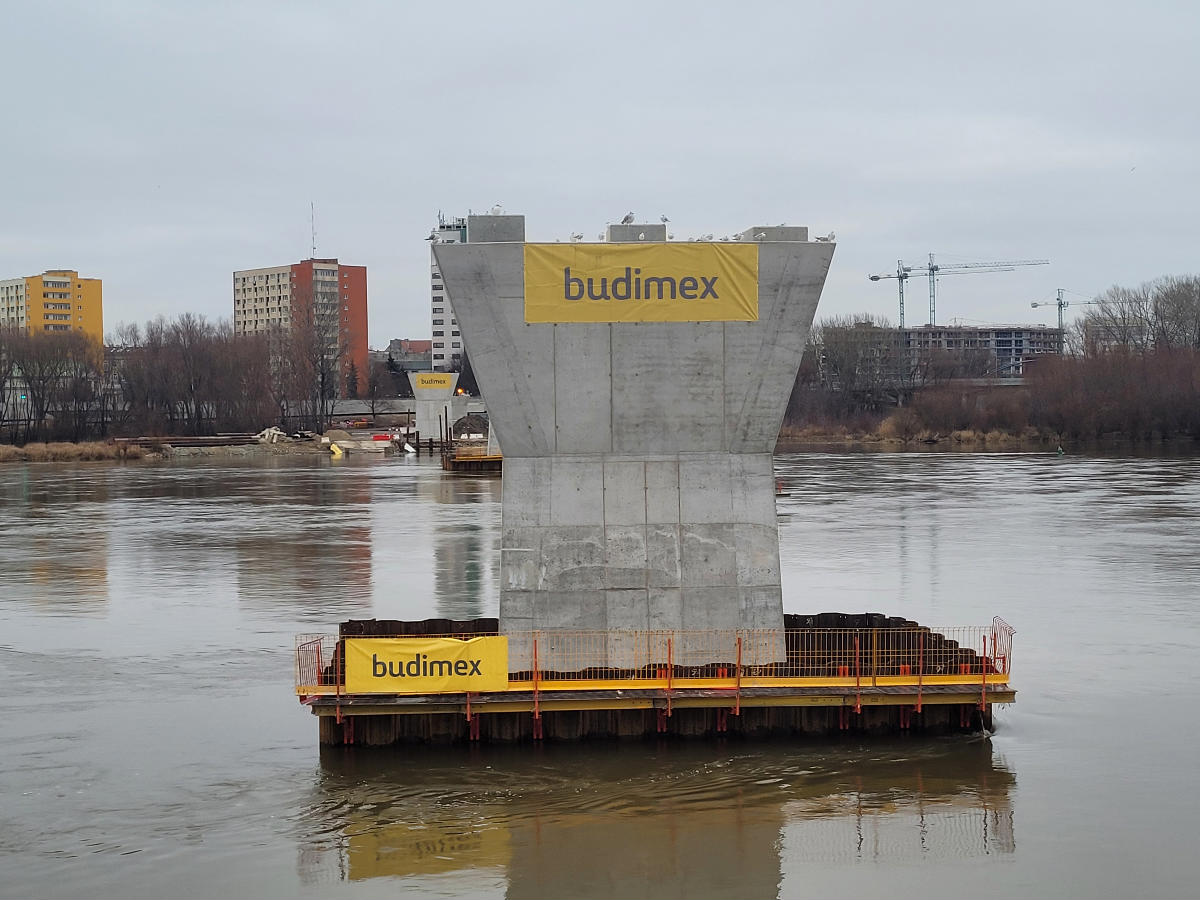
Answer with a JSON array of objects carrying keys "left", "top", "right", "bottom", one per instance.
[
  {"left": 0, "top": 327, "right": 17, "bottom": 439},
  {"left": 53, "top": 331, "right": 103, "bottom": 441},
  {"left": 813, "top": 313, "right": 908, "bottom": 409},
  {"left": 8, "top": 331, "right": 71, "bottom": 441},
  {"left": 287, "top": 277, "right": 346, "bottom": 431},
  {"left": 1151, "top": 275, "right": 1200, "bottom": 349},
  {"left": 364, "top": 361, "right": 395, "bottom": 420},
  {"left": 1082, "top": 283, "right": 1154, "bottom": 354}
]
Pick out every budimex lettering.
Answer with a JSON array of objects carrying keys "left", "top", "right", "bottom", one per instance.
[
  {"left": 563, "top": 267, "right": 719, "bottom": 302},
  {"left": 371, "top": 652, "right": 483, "bottom": 678}
]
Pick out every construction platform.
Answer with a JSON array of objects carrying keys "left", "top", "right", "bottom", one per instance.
[{"left": 296, "top": 616, "right": 1015, "bottom": 746}]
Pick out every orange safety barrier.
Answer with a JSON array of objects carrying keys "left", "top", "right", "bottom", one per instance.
[{"left": 294, "top": 619, "right": 1015, "bottom": 696}]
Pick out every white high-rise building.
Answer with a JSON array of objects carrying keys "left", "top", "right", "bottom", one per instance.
[{"left": 430, "top": 214, "right": 466, "bottom": 371}]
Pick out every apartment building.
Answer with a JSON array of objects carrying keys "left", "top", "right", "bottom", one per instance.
[
  {"left": 233, "top": 258, "right": 367, "bottom": 396},
  {"left": 0, "top": 269, "right": 103, "bottom": 342}
]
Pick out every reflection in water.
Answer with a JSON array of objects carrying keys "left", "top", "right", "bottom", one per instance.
[
  {"left": 5, "top": 452, "right": 1200, "bottom": 899},
  {"left": 0, "top": 465, "right": 109, "bottom": 607},
  {"left": 421, "top": 476, "right": 501, "bottom": 620},
  {"left": 297, "top": 738, "right": 1013, "bottom": 898},
  {"left": 234, "top": 470, "right": 373, "bottom": 609}
]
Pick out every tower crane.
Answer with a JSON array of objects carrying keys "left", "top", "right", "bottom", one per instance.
[
  {"left": 870, "top": 254, "right": 1050, "bottom": 327},
  {"left": 1031, "top": 289, "right": 1100, "bottom": 349}
]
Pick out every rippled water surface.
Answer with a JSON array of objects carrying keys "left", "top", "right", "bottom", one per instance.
[{"left": 1, "top": 452, "right": 1198, "bottom": 898}]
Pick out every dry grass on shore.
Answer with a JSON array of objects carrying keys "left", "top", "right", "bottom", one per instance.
[
  {"left": 778, "top": 418, "right": 1056, "bottom": 452},
  {"left": 0, "top": 441, "right": 144, "bottom": 462}
]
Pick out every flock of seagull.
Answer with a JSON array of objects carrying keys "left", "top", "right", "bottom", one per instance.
[{"left": 426, "top": 208, "right": 832, "bottom": 243}]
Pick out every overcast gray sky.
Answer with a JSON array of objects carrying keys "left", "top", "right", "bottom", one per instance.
[{"left": 4, "top": 0, "right": 1198, "bottom": 344}]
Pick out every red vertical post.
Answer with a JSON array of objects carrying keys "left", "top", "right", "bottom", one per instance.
[
  {"left": 666, "top": 637, "right": 673, "bottom": 717},
  {"left": 980, "top": 635, "right": 988, "bottom": 711},
  {"left": 532, "top": 637, "right": 541, "bottom": 720},
  {"left": 334, "top": 641, "right": 342, "bottom": 698},
  {"left": 854, "top": 634, "right": 862, "bottom": 714},
  {"left": 334, "top": 640, "right": 343, "bottom": 725},
  {"left": 735, "top": 636, "right": 742, "bottom": 716},
  {"left": 917, "top": 631, "right": 924, "bottom": 714}
]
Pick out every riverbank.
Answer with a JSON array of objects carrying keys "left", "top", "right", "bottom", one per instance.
[
  {"left": 0, "top": 441, "right": 147, "bottom": 462},
  {"left": 776, "top": 423, "right": 1200, "bottom": 454},
  {"left": 775, "top": 424, "right": 1056, "bottom": 453},
  {"left": 0, "top": 438, "right": 332, "bottom": 463},
  {"left": 5, "top": 429, "right": 1198, "bottom": 463}
]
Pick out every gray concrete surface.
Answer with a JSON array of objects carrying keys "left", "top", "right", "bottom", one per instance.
[
  {"left": 467, "top": 214, "right": 525, "bottom": 243},
  {"left": 408, "top": 371, "right": 466, "bottom": 441},
  {"left": 605, "top": 222, "right": 668, "bottom": 242},
  {"left": 435, "top": 226, "right": 833, "bottom": 667}
]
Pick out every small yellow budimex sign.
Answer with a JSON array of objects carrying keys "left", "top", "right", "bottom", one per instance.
[
  {"left": 344, "top": 637, "right": 509, "bottom": 694},
  {"left": 413, "top": 373, "right": 455, "bottom": 389},
  {"left": 524, "top": 243, "right": 758, "bottom": 323}
]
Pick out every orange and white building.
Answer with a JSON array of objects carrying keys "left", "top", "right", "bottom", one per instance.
[
  {"left": 233, "top": 258, "right": 368, "bottom": 396},
  {"left": 0, "top": 269, "right": 103, "bottom": 343}
]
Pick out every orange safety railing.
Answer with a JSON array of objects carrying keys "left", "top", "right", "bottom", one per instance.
[
  {"left": 295, "top": 634, "right": 338, "bottom": 692},
  {"left": 295, "top": 623, "right": 1014, "bottom": 696}
]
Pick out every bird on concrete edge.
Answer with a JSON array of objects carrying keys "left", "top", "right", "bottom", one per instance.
[
  {"left": 620, "top": 212, "right": 635, "bottom": 225},
  {"left": 660, "top": 215, "right": 670, "bottom": 223}
]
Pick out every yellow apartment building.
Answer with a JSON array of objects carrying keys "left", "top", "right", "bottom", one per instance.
[{"left": 0, "top": 269, "right": 103, "bottom": 343}]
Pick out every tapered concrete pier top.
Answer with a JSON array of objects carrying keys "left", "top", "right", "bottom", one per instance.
[{"left": 435, "top": 219, "right": 833, "bottom": 663}]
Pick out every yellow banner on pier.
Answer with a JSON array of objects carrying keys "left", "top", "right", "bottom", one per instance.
[
  {"left": 524, "top": 243, "right": 759, "bottom": 323},
  {"left": 413, "top": 373, "right": 455, "bottom": 389},
  {"left": 345, "top": 637, "right": 509, "bottom": 694}
]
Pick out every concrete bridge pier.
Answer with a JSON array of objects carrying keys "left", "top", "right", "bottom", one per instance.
[{"left": 435, "top": 220, "right": 833, "bottom": 668}]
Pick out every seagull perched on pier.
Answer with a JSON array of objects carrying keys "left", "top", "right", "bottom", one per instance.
[
  {"left": 425, "top": 230, "right": 438, "bottom": 242},
  {"left": 620, "top": 212, "right": 635, "bottom": 225},
  {"left": 571, "top": 232, "right": 584, "bottom": 242},
  {"left": 660, "top": 215, "right": 670, "bottom": 223}
]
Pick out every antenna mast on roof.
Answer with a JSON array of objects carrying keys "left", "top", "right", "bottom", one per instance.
[{"left": 310, "top": 202, "right": 317, "bottom": 258}]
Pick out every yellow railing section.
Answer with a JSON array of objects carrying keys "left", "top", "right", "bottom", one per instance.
[{"left": 296, "top": 621, "right": 1013, "bottom": 697}]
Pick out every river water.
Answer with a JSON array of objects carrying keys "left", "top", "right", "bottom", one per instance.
[{"left": 1, "top": 451, "right": 1198, "bottom": 899}]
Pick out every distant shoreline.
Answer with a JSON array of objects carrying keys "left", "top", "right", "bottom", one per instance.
[
  {"left": 4, "top": 431, "right": 1198, "bottom": 464},
  {"left": 0, "top": 440, "right": 327, "bottom": 463},
  {"left": 776, "top": 426, "right": 1200, "bottom": 455}
]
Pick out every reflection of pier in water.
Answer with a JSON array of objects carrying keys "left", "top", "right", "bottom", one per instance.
[
  {"left": 296, "top": 739, "right": 1014, "bottom": 894},
  {"left": 420, "top": 475, "right": 501, "bottom": 621}
]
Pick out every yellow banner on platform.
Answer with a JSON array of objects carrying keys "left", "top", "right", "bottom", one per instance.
[
  {"left": 345, "top": 637, "right": 509, "bottom": 694},
  {"left": 524, "top": 243, "right": 758, "bottom": 323},
  {"left": 413, "top": 373, "right": 454, "bottom": 389}
]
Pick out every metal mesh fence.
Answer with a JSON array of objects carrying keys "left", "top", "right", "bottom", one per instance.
[{"left": 295, "top": 623, "right": 1013, "bottom": 693}]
